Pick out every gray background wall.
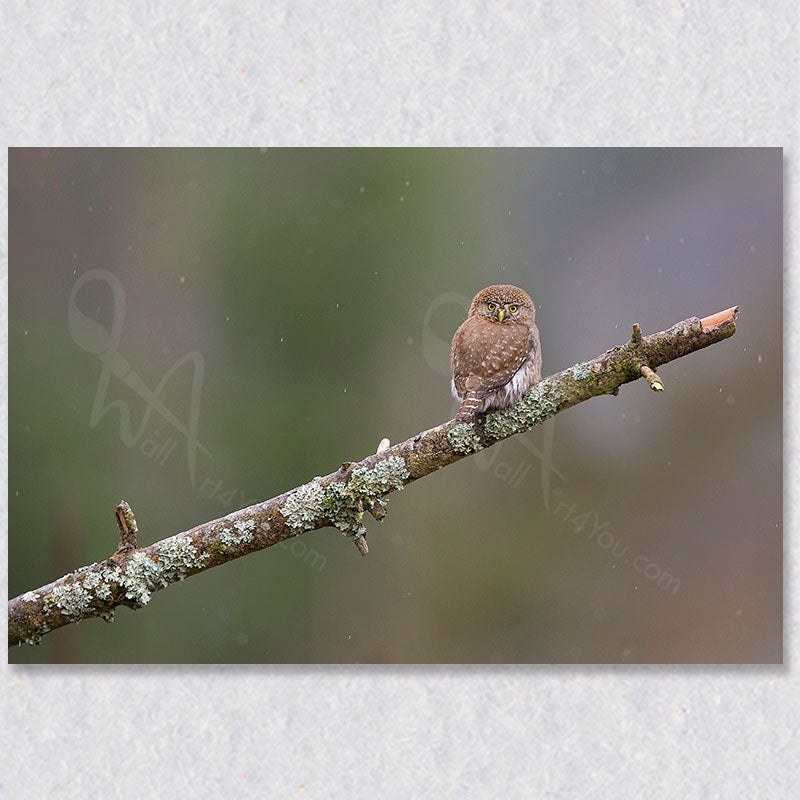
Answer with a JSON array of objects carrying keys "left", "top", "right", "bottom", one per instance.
[{"left": 2, "top": 2, "right": 796, "bottom": 798}]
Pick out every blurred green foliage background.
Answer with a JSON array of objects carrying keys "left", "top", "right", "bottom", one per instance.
[{"left": 9, "top": 148, "right": 781, "bottom": 663}]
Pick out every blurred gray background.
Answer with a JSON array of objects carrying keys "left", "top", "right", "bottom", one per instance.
[{"left": 9, "top": 147, "right": 781, "bottom": 663}]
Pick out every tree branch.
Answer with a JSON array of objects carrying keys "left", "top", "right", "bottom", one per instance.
[{"left": 8, "top": 306, "right": 739, "bottom": 647}]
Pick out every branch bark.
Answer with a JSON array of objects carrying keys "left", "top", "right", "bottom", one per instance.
[{"left": 8, "top": 306, "right": 739, "bottom": 647}]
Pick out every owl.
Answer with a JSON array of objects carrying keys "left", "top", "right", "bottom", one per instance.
[{"left": 450, "top": 284, "right": 542, "bottom": 421}]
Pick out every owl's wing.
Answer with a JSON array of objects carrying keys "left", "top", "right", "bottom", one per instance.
[
  {"left": 527, "top": 321, "right": 542, "bottom": 383},
  {"left": 476, "top": 323, "right": 533, "bottom": 392},
  {"left": 450, "top": 317, "right": 532, "bottom": 397}
]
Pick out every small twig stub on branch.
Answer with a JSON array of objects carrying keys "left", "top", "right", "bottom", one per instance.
[
  {"left": 640, "top": 365, "right": 664, "bottom": 392},
  {"left": 114, "top": 501, "right": 138, "bottom": 552}
]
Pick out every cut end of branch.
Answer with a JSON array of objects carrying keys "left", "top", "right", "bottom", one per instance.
[
  {"left": 700, "top": 306, "right": 739, "bottom": 332},
  {"left": 376, "top": 437, "right": 390, "bottom": 454},
  {"left": 640, "top": 364, "right": 664, "bottom": 392},
  {"left": 631, "top": 323, "right": 643, "bottom": 344}
]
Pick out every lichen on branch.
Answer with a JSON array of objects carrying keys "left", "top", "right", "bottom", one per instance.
[{"left": 8, "top": 306, "right": 739, "bottom": 648}]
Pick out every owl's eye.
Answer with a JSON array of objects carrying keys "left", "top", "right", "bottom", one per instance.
[
  {"left": 509, "top": 305, "right": 518, "bottom": 313},
  {"left": 487, "top": 302, "right": 496, "bottom": 311}
]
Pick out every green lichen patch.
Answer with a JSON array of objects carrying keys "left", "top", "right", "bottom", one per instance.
[
  {"left": 279, "top": 458, "right": 410, "bottom": 539},
  {"left": 571, "top": 361, "right": 591, "bottom": 380},
  {"left": 41, "top": 565, "right": 122, "bottom": 618},
  {"left": 447, "top": 423, "right": 484, "bottom": 454},
  {"left": 327, "top": 456, "right": 410, "bottom": 537},
  {"left": 81, "top": 570, "right": 113, "bottom": 600},
  {"left": 110, "top": 553, "right": 159, "bottom": 605},
  {"left": 43, "top": 581, "right": 94, "bottom": 618},
  {"left": 219, "top": 518, "right": 256, "bottom": 547},
  {"left": 93, "top": 537, "right": 210, "bottom": 608},
  {"left": 21, "top": 591, "right": 39, "bottom": 603},
  {"left": 349, "top": 456, "right": 409, "bottom": 496},
  {"left": 280, "top": 478, "right": 327, "bottom": 532},
  {"left": 324, "top": 482, "right": 367, "bottom": 536},
  {"left": 157, "top": 537, "right": 209, "bottom": 576},
  {"left": 483, "top": 380, "right": 566, "bottom": 439}
]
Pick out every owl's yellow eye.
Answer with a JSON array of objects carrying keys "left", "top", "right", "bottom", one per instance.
[
  {"left": 487, "top": 302, "right": 496, "bottom": 311},
  {"left": 509, "top": 305, "right": 518, "bottom": 313}
]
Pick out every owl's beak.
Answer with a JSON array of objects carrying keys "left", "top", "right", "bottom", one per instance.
[{"left": 497, "top": 308, "right": 506, "bottom": 322}]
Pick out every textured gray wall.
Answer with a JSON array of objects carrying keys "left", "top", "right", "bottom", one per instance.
[{"left": 2, "top": 2, "right": 797, "bottom": 798}]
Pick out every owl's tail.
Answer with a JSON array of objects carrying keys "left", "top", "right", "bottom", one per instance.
[{"left": 455, "top": 389, "right": 482, "bottom": 421}]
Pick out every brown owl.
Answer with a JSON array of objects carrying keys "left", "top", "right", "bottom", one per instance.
[{"left": 450, "top": 284, "right": 542, "bottom": 421}]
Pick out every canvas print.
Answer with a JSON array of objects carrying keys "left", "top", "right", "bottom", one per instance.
[{"left": 8, "top": 147, "right": 781, "bottom": 663}]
